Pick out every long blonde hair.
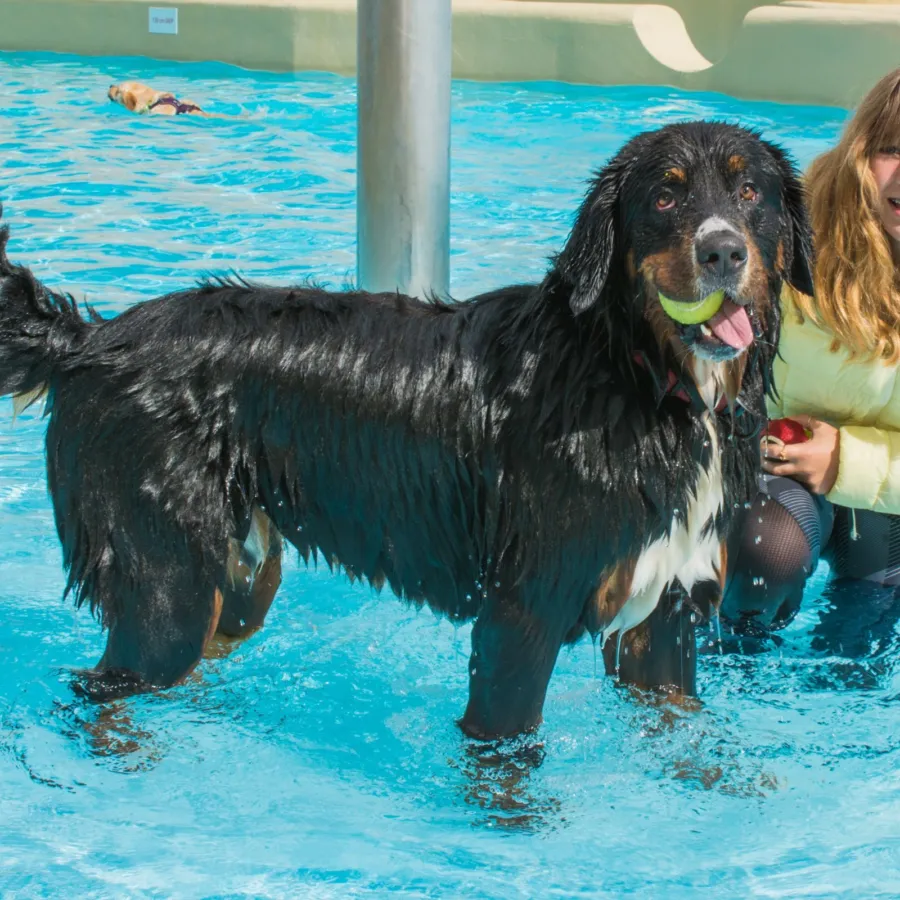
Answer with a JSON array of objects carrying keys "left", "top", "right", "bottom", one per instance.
[{"left": 794, "top": 68, "right": 900, "bottom": 362}]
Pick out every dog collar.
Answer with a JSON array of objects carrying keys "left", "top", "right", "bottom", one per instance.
[{"left": 632, "top": 351, "right": 728, "bottom": 414}]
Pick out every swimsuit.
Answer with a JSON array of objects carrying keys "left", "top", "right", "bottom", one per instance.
[{"left": 148, "top": 95, "right": 201, "bottom": 115}]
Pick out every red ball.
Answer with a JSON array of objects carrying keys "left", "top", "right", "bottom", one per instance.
[{"left": 765, "top": 418, "right": 809, "bottom": 444}]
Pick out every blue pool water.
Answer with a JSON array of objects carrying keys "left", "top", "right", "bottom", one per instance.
[{"left": 1, "top": 51, "right": 896, "bottom": 899}]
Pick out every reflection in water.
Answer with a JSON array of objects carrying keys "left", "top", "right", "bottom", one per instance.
[
  {"left": 54, "top": 699, "right": 162, "bottom": 773},
  {"left": 625, "top": 695, "right": 782, "bottom": 799},
  {"left": 455, "top": 736, "right": 561, "bottom": 832}
]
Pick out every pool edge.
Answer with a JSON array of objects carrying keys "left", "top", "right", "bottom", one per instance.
[{"left": 2, "top": 0, "right": 899, "bottom": 107}]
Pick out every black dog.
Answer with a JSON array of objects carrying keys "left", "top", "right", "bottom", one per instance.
[{"left": 0, "top": 122, "right": 813, "bottom": 739}]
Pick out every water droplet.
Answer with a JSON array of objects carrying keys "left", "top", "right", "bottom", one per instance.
[
  {"left": 743, "top": 501, "right": 752, "bottom": 509},
  {"left": 689, "top": 612, "right": 697, "bottom": 624},
  {"left": 754, "top": 536, "right": 762, "bottom": 545},
  {"left": 465, "top": 593, "right": 472, "bottom": 602},
  {"left": 758, "top": 516, "right": 764, "bottom": 524},
  {"left": 673, "top": 508, "right": 680, "bottom": 516},
  {"left": 494, "top": 581, "right": 501, "bottom": 588},
  {"left": 615, "top": 631, "right": 624, "bottom": 677},
  {"left": 676, "top": 636, "right": 681, "bottom": 646},
  {"left": 760, "top": 499, "right": 767, "bottom": 507},
  {"left": 239, "top": 618, "right": 246, "bottom": 627}
]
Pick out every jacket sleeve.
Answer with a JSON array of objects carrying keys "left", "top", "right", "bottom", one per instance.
[{"left": 827, "top": 425, "right": 900, "bottom": 513}]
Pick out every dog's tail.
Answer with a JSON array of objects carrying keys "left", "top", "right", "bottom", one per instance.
[{"left": 0, "top": 210, "right": 90, "bottom": 410}]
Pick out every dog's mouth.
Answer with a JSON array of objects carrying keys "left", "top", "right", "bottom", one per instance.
[{"left": 659, "top": 290, "right": 754, "bottom": 360}]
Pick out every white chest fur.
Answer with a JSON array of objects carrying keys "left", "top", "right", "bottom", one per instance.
[{"left": 603, "top": 412, "right": 724, "bottom": 642}]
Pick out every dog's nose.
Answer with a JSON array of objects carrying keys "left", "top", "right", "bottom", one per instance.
[{"left": 695, "top": 230, "right": 747, "bottom": 278}]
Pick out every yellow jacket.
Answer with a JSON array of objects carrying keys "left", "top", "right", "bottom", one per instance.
[{"left": 769, "top": 285, "right": 900, "bottom": 513}]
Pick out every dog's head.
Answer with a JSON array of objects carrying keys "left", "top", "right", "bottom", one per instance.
[
  {"left": 108, "top": 81, "right": 161, "bottom": 113},
  {"left": 554, "top": 122, "right": 813, "bottom": 399}
]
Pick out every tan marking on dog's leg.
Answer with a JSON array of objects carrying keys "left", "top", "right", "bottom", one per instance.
[
  {"left": 202, "top": 588, "right": 224, "bottom": 653},
  {"left": 716, "top": 542, "right": 728, "bottom": 595},
  {"left": 602, "top": 588, "right": 697, "bottom": 696},
  {"left": 586, "top": 560, "right": 636, "bottom": 636},
  {"left": 218, "top": 508, "right": 283, "bottom": 640}
]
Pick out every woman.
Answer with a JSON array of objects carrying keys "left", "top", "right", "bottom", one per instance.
[{"left": 723, "top": 67, "right": 900, "bottom": 647}]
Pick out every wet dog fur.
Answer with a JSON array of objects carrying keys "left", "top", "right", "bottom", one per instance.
[{"left": 0, "top": 122, "right": 813, "bottom": 739}]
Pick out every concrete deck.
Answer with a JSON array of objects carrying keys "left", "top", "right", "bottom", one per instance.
[{"left": 0, "top": 0, "right": 897, "bottom": 106}]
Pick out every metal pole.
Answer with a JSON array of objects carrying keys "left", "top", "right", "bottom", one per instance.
[{"left": 357, "top": 0, "right": 451, "bottom": 300}]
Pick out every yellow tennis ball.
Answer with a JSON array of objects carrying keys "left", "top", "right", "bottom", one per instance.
[{"left": 658, "top": 290, "right": 725, "bottom": 325}]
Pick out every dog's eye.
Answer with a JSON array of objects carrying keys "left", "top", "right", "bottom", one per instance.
[
  {"left": 739, "top": 182, "right": 759, "bottom": 202},
  {"left": 655, "top": 190, "right": 676, "bottom": 211}
]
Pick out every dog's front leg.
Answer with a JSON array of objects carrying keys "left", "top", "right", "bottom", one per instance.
[
  {"left": 603, "top": 586, "right": 698, "bottom": 697},
  {"left": 460, "top": 596, "right": 571, "bottom": 740}
]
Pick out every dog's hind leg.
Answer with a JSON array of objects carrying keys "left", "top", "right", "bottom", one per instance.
[
  {"left": 461, "top": 597, "right": 573, "bottom": 740},
  {"left": 75, "top": 539, "right": 225, "bottom": 702},
  {"left": 217, "top": 507, "right": 283, "bottom": 639},
  {"left": 603, "top": 586, "right": 697, "bottom": 696}
]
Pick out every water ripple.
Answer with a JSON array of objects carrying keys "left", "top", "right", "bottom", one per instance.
[{"left": 0, "top": 50, "right": 878, "bottom": 900}]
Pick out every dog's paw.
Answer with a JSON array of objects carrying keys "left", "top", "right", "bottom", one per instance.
[{"left": 71, "top": 667, "right": 151, "bottom": 703}]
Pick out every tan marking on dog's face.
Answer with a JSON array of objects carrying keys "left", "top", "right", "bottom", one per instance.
[
  {"left": 643, "top": 285, "right": 686, "bottom": 362},
  {"left": 775, "top": 239, "right": 785, "bottom": 274},
  {"left": 738, "top": 227, "right": 772, "bottom": 321},
  {"left": 639, "top": 239, "right": 698, "bottom": 302},
  {"left": 728, "top": 154, "right": 746, "bottom": 173},
  {"left": 665, "top": 167, "right": 687, "bottom": 184},
  {"left": 625, "top": 249, "right": 637, "bottom": 281},
  {"left": 639, "top": 240, "right": 703, "bottom": 360},
  {"left": 108, "top": 81, "right": 161, "bottom": 114}
]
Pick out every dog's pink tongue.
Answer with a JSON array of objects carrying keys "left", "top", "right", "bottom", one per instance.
[{"left": 708, "top": 299, "right": 753, "bottom": 350}]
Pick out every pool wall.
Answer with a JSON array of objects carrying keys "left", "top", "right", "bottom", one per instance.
[{"left": 1, "top": 0, "right": 898, "bottom": 107}]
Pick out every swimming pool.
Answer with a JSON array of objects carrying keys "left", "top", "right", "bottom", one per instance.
[{"left": 2, "top": 50, "right": 896, "bottom": 900}]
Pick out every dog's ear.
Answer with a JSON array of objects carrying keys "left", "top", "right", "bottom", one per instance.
[
  {"left": 555, "top": 153, "right": 631, "bottom": 316},
  {"left": 765, "top": 140, "right": 815, "bottom": 298},
  {"left": 122, "top": 90, "right": 139, "bottom": 112}
]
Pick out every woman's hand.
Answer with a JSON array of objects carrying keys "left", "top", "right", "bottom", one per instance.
[{"left": 761, "top": 414, "right": 841, "bottom": 495}]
